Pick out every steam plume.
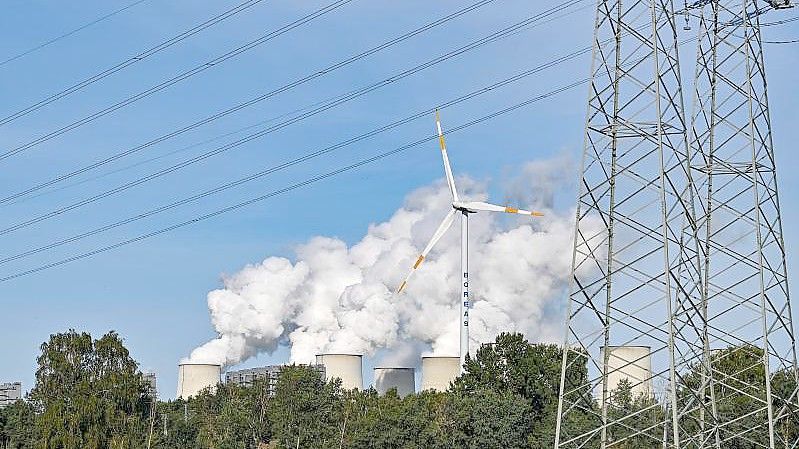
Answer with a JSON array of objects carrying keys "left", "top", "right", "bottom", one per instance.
[{"left": 187, "top": 156, "right": 583, "bottom": 367}]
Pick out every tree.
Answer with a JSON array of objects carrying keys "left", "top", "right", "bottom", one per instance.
[
  {"left": 453, "top": 332, "right": 596, "bottom": 447},
  {"left": 337, "top": 388, "right": 451, "bottom": 449},
  {"left": 29, "top": 330, "right": 151, "bottom": 449},
  {"left": 678, "top": 344, "right": 796, "bottom": 449},
  {"left": 605, "top": 378, "right": 664, "bottom": 449},
  {"left": 442, "top": 390, "right": 533, "bottom": 449},
  {"left": 268, "top": 365, "right": 341, "bottom": 449},
  {"left": 153, "top": 399, "right": 201, "bottom": 449},
  {"left": 0, "top": 399, "right": 37, "bottom": 449},
  {"left": 192, "top": 381, "right": 272, "bottom": 449},
  {"left": 772, "top": 367, "right": 799, "bottom": 446}
]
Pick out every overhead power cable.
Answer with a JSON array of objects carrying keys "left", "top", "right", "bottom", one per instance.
[
  {"left": 12, "top": 0, "right": 590, "bottom": 208},
  {"left": 0, "top": 66, "right": 591, "bottom": 265},
  {"left": 0, "top": 0, "right": 587, "bottom": 214},
  {"left": 0, "top": 0, "right": 354, "bottom": 160},
  {"left": 759, "top": 15, "right": 799, "bottom": 26},
  {"left": 0, "top": 0, "right": 265, "bottom": 127},
  {"left": 762, "top": 37, "right": 799, "bottom": 43},
  {"left": 0, "top": 0, "right": 510, "bottom": 200},
  {"left": 0, "top": 0, "right": 149, "bottom": 68},
  {"left": 11, "top": 0, "right": 591, "bottom": 207},
  {"left": 6, "top": 96, "right": 343, "bottom": 206},
  {"left": 0, "top": 79, "right": 587, "bottom": 283}
]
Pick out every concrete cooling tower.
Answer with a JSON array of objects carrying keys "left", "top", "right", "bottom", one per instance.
[
  {"left": 602, "top": 345, "right": 652, "bottom": 397},
  {"left": 315, "top": 353, "right": 363, "bottom": 390},
  {"left": 373, "top": 367, "right": 415, "bottom": 397},
  {"left": 176, "top": 363, "right": 221, "bottom": 400},
  {"left": 421, "top": 356, "right": 460, "bottom": 391}
]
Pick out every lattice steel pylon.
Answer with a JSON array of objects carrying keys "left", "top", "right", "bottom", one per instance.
[
  {"left": 553, "top": 0, "right": 702, "bottom": 447},
  {"left": 684, "top": 0, "right": 799, "bottom": 447},
  {"left": 554, "top": 0, "right": 799, "bottom": 446}
]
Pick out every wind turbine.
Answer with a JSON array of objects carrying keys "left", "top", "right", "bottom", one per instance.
[{"left": 396, "top": 110, "right": 543, "bottom": 371}]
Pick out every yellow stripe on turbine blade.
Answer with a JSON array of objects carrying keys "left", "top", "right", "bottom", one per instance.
[
  {"left": 531, "top": 211, "right": 545, "bottom": 217},
  {"left": 504, "top": 206, "right": 519, "bottom": 214},
  {"left": 397, "top": 280, "right": 407, "bottom": 293},
  {"left": 413, "top": 255, "right": 425, "bottom": 269},
  {"left": 438, "top": 135, "right": 446, "bottom": 150}
]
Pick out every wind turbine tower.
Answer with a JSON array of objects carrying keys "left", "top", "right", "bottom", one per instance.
[{"left": 397, "top": 110, "right": 543, "bottom": 372}]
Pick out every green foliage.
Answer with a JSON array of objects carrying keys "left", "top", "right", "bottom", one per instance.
[
  {"left": 153, "top": 399, "right": 201, "bottom": 449},
  {"left": 196, "top": 380, "right": 271, "bottom": 449},
  {"left": 442, "top": 390, "right": 532, "bottom": 449},
  {"left": 337, "top": 389, "right": 448, "bottom": 448},
  {"left": 9, "top": 330, "right": 799, "bottom": 449},
  {"left": 28, "top": 329, "right": 151, "bottom": 449},
  {"left": 268, "top": 365, "right": 341, "bottom": 449},
  {"left": 453, "top": 332, "right": 594, "bottom": 447},
  {"left": 0, "top": 400, "right": 37, "bottom": 449},
  {"left": 605, "top": 378, "right": 663, "bottom": 449},
  {"left": 677, "top": 345, "right": 799, "bottom": 448}
]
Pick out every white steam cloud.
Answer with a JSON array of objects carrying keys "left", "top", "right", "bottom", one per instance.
[{"left": 187, "top": 156, "right": 582, "bottom": 367}]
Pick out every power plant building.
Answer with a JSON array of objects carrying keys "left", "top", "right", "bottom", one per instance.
[
  {"left": 225, "top": 364, "right": 325, "bottom": 396},
  {"left": 421, "top": 356, "right": 460, "bottom": 391},
  {"left": 373, "top": 367, "right": 415, "bottom": 397},
  {"left": 315, "top": 353, "right": 363, "bottom": 390},
  {"left": 0, "top": 382, "right": 22, "bottom": 408},
  {"left": 176, "top": 363, "right": 221, "bottom": 400}
]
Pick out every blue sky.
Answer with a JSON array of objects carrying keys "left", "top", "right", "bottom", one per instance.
[{"left": 0, "top": 0, "right": 796, "bottom": 399}]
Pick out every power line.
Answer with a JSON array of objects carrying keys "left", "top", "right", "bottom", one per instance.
[
  {"left": 0, "top": 80, "right": 587, "bottom": 283},
  {"left": 9, "top": 0, "right": 593, "bottom": 208},
  {"left": 0, "top": 0, "right": 587, "bottom": 220},
  {"left": 0, "top": 66, "right": 590, "bottom": 266},
  {"left": 4, "top": 96, "right": 342, "bottom": 206},
  {"left": 763, "top": 37, "right": 799, "bottom": 43},
  {"left": 0, "top": 0, "right": 150, "bottom": 68},
  {"left": 0, "top": 0, "right": 354, "bottom": 161},
  {"left": 759, "top": 15, "right": 799, "bottom": 26},
  {"left": 0, "top": 0, "right": 266, "bottom": 127},
  {"left": 0, "top": 0, "right": 510, "bottom": 201}
]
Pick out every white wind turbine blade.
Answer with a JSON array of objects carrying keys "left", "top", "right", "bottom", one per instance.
[
  {"left": 436, "top": 109, "right": 459, "bottom": 202},
  {"left": 458, "top": 201, "right": 545, "bottom": 217},
  {"left": 396, "top": 208, "right": 457, "bottom": 293}
]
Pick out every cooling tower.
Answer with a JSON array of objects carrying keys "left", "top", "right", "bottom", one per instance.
[
  {"left": 315, "top": 354, "right": 363, "bottom": 390},
  {"left": 176, "top": 363, "right": 221, "bottom": 400},
  {"left": 602, "top": 345, "right": 652, "bottom": 397},
  {"left": 421, "top": 356, "right": 460, "bottom": 391},
  {"left": 373, "top": 367, "right": 415, "bottom": 397}
]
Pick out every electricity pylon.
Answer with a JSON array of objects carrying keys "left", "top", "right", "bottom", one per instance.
[
  {"left": 555, "top": 0, "right": 799, "bottom": 446},
  {"left": 684, "top": 0, "right": 799, "bottom": 447},
  {"left": 553, "top": 0, "right": 703, "bottom": 446}
]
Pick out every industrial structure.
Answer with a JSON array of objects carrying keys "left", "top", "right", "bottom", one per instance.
[
  {"left": 176, "top": 363, "right": 221, "bottom": 400},
  {"left": 225, "top": 365, "right": 283, "bottom": 388},
  {"left": 315, "top": 354, "right": 363, "bottom": 390},
  {"left": 0, "top": 382, "right": 21, "bottom": 408},
  {"left": 225, "top": 364, "right": 326, "bottom": 396},
  {"left": 373, "top": 367, "right": 415, "bottom": 397},
  {"left": 420, "top": 356, "right": 459, "bottom": 391},
  {"left": 555, "top": 0, "right": 799, "bottom": 447},
  {"left": 143, "top": 372, "right": 157, "bottom": 399},
  {"left": 601, "top": 346, "right": 653, "bottom": 399},
  {"left": 397, "top": 110, "right": 543, "bottom": 371}
]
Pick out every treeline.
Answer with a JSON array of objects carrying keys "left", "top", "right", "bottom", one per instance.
[{"left": 1, "top": 330, "right": 796, "bottom": 448}]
